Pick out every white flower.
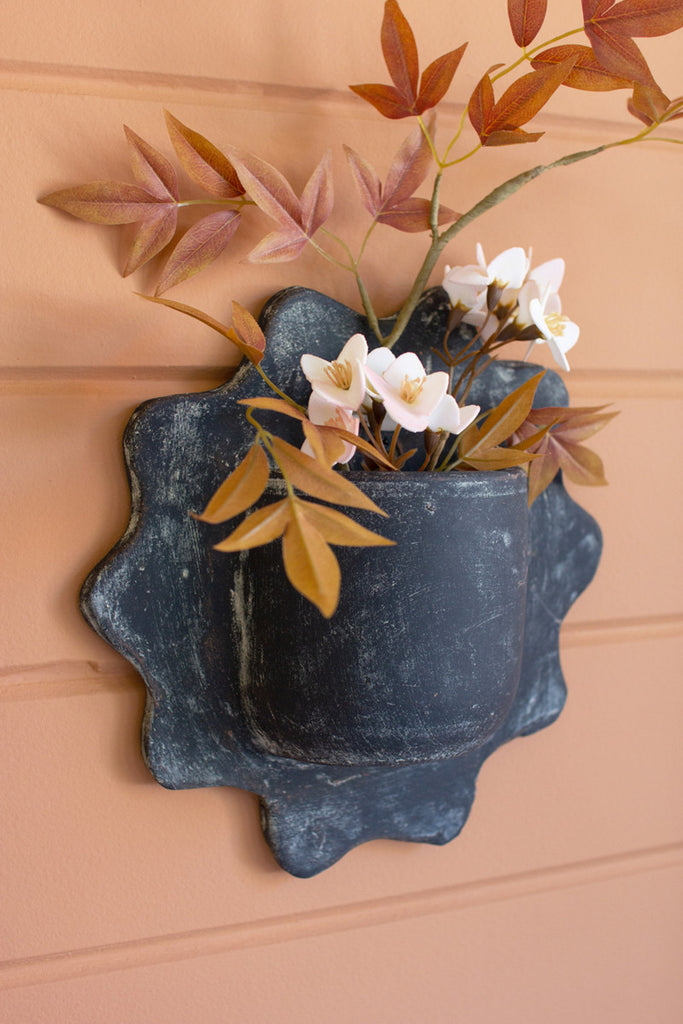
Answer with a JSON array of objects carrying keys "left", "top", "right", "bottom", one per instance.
[
  {"left": 526, "top": 284, "right": 579, "bottom": 372},
  {"left": 302, "top": 393, "right": 360, "bottom": 465},
  {"left": 428, "top": 394, "right": 480, "bottom": 434},
  {"left": 442, "top": 244, "right": 530, "bottom": 311},
  {"left": 300, "top": 333, "right": 368, "bottom": 410},
  {"left": 364, "top": 351, "right": 448, "bottom": 432},
  {"left": 517, "top": 258, "right": 565, "bottom": 328}
]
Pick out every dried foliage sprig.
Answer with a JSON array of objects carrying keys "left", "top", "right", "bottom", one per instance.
[{"left": 40, "top": 0, "right": 682, "bottom": 614}]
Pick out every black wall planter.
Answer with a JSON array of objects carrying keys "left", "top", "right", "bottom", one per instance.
[{"left": 81, "top": 287, "right": 602, "bottom": 877}]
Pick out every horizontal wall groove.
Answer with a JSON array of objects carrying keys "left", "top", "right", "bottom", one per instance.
[
  {"left": 2, "top": 59, "right": 681, "bottom": 143},
  {"left": 2, "top": 615, "right": 682, "bottom": 701},
  {"left": 2, "top": 367, "right": 683, "bottom": 399},
  {"left": 1, "top": 842, "right": 681, "bottom": 991}
]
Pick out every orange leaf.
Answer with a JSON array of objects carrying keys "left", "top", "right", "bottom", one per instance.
[
  {"left": 123, "top": 205, "right": 177, "bottom": 276},
  {"left": 270, "top": 437, "right": 388, "bottom": 514},
  {"left": 461, "top": 447, "right": 541, "bottom": 470},
  {"left": 214, "top": 500, "right": 291, "bottom": 552},
  {"left": 124, "top": 125, "right": 178, "bottom": 200},
  {"left": 231, "top": 302, "right": 266, "bottom": 355},
  {"left": 461, "top": 372, "right": 545, "bottom": 454},
  {"left": 318, "top": 426, "right": 396, "bottom": 470},
  {"left": 38, "top": 182, "right": 168, "bottom": 224},
  {"left": 348, "top": 82, "right": 413, "bottom": 119},
  {"left": 155, "top": 210, "right": 240, "bottom": 294},
  {"left": 282, "top": 505, "right": 341, "bottom": 618},
  {"left": 381, "top": 0, "right": 419, "bottom": 103},
  {"left": 297, "top": 501, "right": 394, "bottom": 547},
  {"left": 416, "top": 43, "right": 468, "bottom": 112},
  {"left": 302, "top": 420, "right": 347, "bottom": 467},
  {"left": 164, "top": 111, "right": 243, "bottom": 198},
  {"left": 485, "top": 58, "right": 578, "bottom": 136},
  {"left": 531, "top": 44, "right": 633, "bottom": 90},
  {"left": 584, "top": 22, "right": 654, "bottom": 85},
  {"left": 195, "top": 443, "right": 270, "bottom": 524},
  {"left": 468, "top": 72, "right": 497, "bottom": 137},
  {"left": 238, "top": 397, "right": 305, "bottom": 419},
  {"left": 596, "top": 0, "right": 683, "bottom": 38},
  {"left": 483, "top": 128, "right": 545, "bottom": 146},
  {"left": 508, "top": 0, "right": 548, "bottom": 47},
  {"left": 527, "top": 434, "right": 560, "bottom": 504},
  {"left": 139, "top": 294, "right": 264, "bottom": 365}
]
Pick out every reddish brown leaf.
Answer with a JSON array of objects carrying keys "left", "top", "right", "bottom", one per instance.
[
  {"left": 416, "top": 43, "right": 468, "bottom": 112},
  {"left": 596, "top": 0, "right": 683, "bottom": 37},
  {"left": 584, "top": 22, "right": 654, "bottom": 84},
  {"left": 531, "top": 44, "right": 633, "bottom": 90},
  {"left": 381, "top": 0, "right": 419, "bottom": 102},
  {"left": 270, "top": 437, "right": 388, "bottom": 514},
  {"left": 196, "top": 443, "right": 270, "bottom": 524},
  {"left": 349, "top": 82, "right": 414, "bottom": 119},
  {"left": 468, "top": 69, "right": 501, "bottom": 137},
  {"left": 344, "top": 146, "right": 383, "bottom": 216},
  {"left": 556, "top": 441, "right": 608, "bottom": 486},
  {"left": 38, "top": 182, "right": 167, "bottom": 224},
  {"left": 508, "top": 0, "right": 548, "bottom": 47},
  {"left": 582, "top": 0, "right": 614, "bottom": 18},
  {"left": 383, "top": 121, "right": 434, "bottom": 207},
  {"left": 483, "top": 128, "right": 545, "bottom": 146},
  {"left": 485, "top": 58, "right": 577, "bottom": 135},
  {"left": 627, "top": 80, "right": 671, "bottom": 122},
  {"left": 297, "top": 501, "right": 394, "bottom": 548},
  {"left": 123, "top": 205, "right": 177, "bottom": 276},
  {"left": 248, "top": 228, "right": 308, "bottom": 264},
  {"left": 164, "top": 112, "right": 243, "bottom": 198},
  {"left": 377, "top": 197, "right": 456, "bottom": 231},
  {"left": 282, "top": 505, "right": 341, "bottom": 618},
  {"left": 140, "top": 295, "right": 264, "bottom": 365},
  {"left": 300, "top": 150, "right": 334, "bottom": 236},
  {"left": 124, "top": 125, "right": 178, "bottom": 199},
  {"left": 227, "top": 149, "right": 301, "bottom": 227},
  {"left": 231, "top": 302, "right": 266, "bottom": 355},
  {"left": 155, "top": 210, "right": 240, "bottom": 294},
  {"left": 214, "top": 500, "right": 291, "bottom": 552}
]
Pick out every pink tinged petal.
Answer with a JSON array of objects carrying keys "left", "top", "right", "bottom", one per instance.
[
  {"left": 305, "top": 394, "right": 359, "bottom": 464},
  {"left": 463, "top": 308, "right": 499, "bottom": 341},
  {"left": 300, "top": 353, "right": 366, "bottom": 411}
]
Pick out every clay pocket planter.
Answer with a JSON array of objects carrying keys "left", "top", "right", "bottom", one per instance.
[
  {"left": 237, "top": 470, "right": 529, "bottom": 767},
  {"left": 81, "top": 287, "right": 602, "bottom": 877}
]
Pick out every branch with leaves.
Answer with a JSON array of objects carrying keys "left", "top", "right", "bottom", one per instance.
[{"left": 39, "top": 0, "right": 681, "bottom": 613}]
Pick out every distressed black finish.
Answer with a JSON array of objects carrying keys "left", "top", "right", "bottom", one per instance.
[{"left": 81, "top": 287, "right": 602, "bottom": 877}]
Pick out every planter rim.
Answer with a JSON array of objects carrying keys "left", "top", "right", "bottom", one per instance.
[{"left": 264, "top": 466, "right": 528, "bottom": 497}]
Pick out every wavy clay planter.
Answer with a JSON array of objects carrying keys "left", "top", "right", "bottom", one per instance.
[{"left": 81, "top": 287, "right": 602, "bottom": 877}]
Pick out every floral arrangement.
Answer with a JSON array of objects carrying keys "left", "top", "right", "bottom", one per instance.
[{"left": 40, "top": 0, "right": 682, "bottom": 616}]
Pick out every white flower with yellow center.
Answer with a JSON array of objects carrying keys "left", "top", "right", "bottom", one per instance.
[
  {"left": 300, "top": 333, "right": 368, "bottom": 410},
  {"left": 442, "top": 244, "right": 530, "bottom": 312},
  {"left": 364, "top": 351, "right": 448, "bottom": 433},
  {"left": 527, "top": 284, "right": 579, "bottom": 372},
  {"left": 428, "top": 394, "right": 480, "bottom": 435}
]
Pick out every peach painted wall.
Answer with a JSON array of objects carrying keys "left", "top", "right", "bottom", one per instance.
[{"left": 1, "top": 1, "right": 682, "bottom": 1020}]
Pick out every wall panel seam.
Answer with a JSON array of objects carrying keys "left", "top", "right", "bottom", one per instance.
[
  {"left": 2, "top": 616, "right": 682, "bottom": 700},
  {"left": 1, "top": 842, "right": 681, "bottom": 991},
  {"left": 2, "top": 368, "right": 683, "bottom": 399}
]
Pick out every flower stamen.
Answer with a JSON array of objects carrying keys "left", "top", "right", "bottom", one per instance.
[
  {"left": 400, "top": 375, "right": 426, "bottom": 404},
  {"left": 324, "top": 359, "right": 354, "bottom": 390},
  {"left": 545, "top": 312, "right": 569, "bottom": 337}
]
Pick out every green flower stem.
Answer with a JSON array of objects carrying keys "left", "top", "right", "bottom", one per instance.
[
  {"left": 417, "top": 115, "right": 441, "bottom": 166},
  {"left": 253, "top": 363, "right": 308, "bottom": 416},
  {"left": 442, "top": 107, "right": 471, "bottom": 164},
  {"left": 442, "top": 143, "right": 482, "bottom": 169},
  {"left": 380, "top": 142, "right": 610, "bottom": 350},
  {"left": 308, "top": 238, "right": 354, "bottom": 273}
]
